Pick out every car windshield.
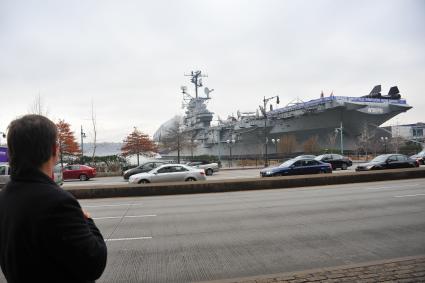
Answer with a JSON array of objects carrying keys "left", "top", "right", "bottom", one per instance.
[
  {"left": 315, "top": 155, "right": 325, "bottom": 160},
  {"left": 370, "top": 155, "right": 389, "bottom": 163},
  {"left": 279, "top": 160, "right": 295, "bottom": 167}
]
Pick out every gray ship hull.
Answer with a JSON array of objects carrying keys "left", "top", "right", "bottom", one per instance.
[
  {"left": 160, "top": 96, "right": 411, "bottom": 158},
  {"left": 155, "top": 73, "right": 411, "bottom": 159}
]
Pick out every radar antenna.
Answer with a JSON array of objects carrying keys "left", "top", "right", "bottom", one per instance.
[{"left": 185, "top": 70, "right": 208, "bottom": 98}]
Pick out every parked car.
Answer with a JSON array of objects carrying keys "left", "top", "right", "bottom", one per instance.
[
  {"left": 128, "top": 164, "right": 206, "bottom": 184},
  {"left": 63, "top": 164, "right": 96, "bottom": 181},
  {"left": 293, "top": 155, "right": 316, "bottom": 160},
  {"left": 186, "top": 160, "right": 219, "bottom": 176},
  {"left": 0, "top": 163, "right": 11, "bottom": 188},
  {"left": 410, "top": 150, "right": 425, "bottom": 165},
  {"left": 355, "top": 154, "right": 418, "bottom": 171},
  {"left": 123, "top": 161, "right": 169, "bottom": 180},
  {"left": 315, "top": 154, "right": 352, "bottom": 170},
  {"left": 53, "top": 165, "right": 63, "bottom": 186},
  {"left": 260, "top": 158, "right": 332, "bottom": 177}
]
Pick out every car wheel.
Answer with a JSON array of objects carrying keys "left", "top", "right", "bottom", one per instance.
[
  {"left": 319, "top": 170, "right": 326, "bottom": 174},
  {"left": 185, "top": 177, "right": 196, "bottom": 182},
  {"left": 206, "top": 168, "right": 213, "bottom": 176},
  {"left": 342, "top": 163, "right": 348, "bottom": 170},
  {"left": 79, "top": 174, "right": 88, "bottom": 181},
  {"left": 138, "top": 179, "right": 149, "bottom": 184}
]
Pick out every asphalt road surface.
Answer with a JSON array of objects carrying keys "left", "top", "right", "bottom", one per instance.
[
  {"left": 74, "top": 178, "right": 425, "bottom": 282},
  {"left": 62, "top": 167, "right": 357, "bottom": 187}
]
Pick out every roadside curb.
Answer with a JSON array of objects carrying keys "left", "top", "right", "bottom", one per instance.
[
  {"left": 65, "top": 167, "right": 425, "bottom": 199},
  {"left": 196, "top": 255, "right": 425, "bottom": 283}
]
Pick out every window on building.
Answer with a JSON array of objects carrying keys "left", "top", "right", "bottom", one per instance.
[{"left": 413, "top": 128, "right": 423, "bottom": 137}]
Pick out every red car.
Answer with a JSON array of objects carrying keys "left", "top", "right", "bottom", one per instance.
[{"left": 63, "top": 164, "right": 96, "bottom": 181}]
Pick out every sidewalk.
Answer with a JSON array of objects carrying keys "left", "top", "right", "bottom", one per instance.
[{"left": 201, "top": 255, "right": 425, "bottom": 283}]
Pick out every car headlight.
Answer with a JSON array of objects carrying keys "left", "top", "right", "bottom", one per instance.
[
  {"left": 266, "top": 171, "right": 273, "bottom": 175},
  {"left": 366, "top": 165, "right": 374, "bottom": 169}
]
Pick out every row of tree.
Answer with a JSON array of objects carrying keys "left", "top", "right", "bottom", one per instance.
[{"left": 56, "top": 120, "right": 160, "bottom": 167}]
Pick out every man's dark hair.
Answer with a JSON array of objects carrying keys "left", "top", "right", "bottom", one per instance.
[{"left": 7, "top": 115, "right": 57, "bottom": 177}]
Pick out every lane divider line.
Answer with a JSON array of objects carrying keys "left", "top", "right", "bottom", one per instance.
[
  {"left": 93, "top": 214, "right": 157, "bottom": 220},
  {"left": 83, "top": 203, "right": 143, "bottom": 208},
  {"left": 366, "top": 184, "right": 421, "bottom": 190},
  {"left": 393, "top": 193, "right": 425, "bottom": 198},
  {"left": 105, "top": 236, "right": 152, "bottom": 242}
]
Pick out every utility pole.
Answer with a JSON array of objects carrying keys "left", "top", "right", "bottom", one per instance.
[
  {"left": 80, "top": 126, "right": 86, "bottom": 164},
  {"left": 261, "top": 95, "right": 280, "bottom": 167},
  {"left": 226, "top": 139, "right": 235, "bottom": 167},
  {"left": 335, "top": 122, "right": 344, "bottom": 155}
]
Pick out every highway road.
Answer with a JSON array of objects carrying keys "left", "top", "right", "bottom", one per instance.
[
  {"left": 75, "top": 178, "right": 425, "bottom": 282},
  {"left": 62, "top": 167, "right": 357, "bottom": 187}
]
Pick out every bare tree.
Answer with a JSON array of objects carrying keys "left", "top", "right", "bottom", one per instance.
[
  {"left": 91, "top": 101, "right": 97, "bottom": 164},
  {"left": 28, "top": 92, "right": 49, "bottom": 116},
  {"left": 357, "top": 124, "right": 375, "bottom": 159},
  {"left": 186, "top": 132, "right": 198, "bottom": 160},
  {"left": 326, "top": 132, "right": 337, "bottom": 152},
  {"left": 303, "top": 135, "right": 320, "bottom": 153},
  {"left": 278, "top": 134, "right": 297, "bottom": 155},
  {"left": 159, "top": 116, "right": 189, "bottom": 163}
]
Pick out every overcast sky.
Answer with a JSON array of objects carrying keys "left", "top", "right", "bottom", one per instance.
[{"left": 1, "top": 0, "right": 424, "bottom": 143}]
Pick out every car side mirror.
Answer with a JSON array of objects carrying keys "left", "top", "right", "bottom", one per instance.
[
  {"left": 290, "top": 165, "right": 295, "bottom": 168},
  {"left": 153, "top": 172, "right": 158, "bottom": 175}
]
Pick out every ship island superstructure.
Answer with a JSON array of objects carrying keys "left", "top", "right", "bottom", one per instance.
[{"left": 154, "top": 71, "right": 412, "bottom": 158}]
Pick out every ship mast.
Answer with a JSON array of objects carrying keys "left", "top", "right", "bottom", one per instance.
[{"left": 185, "top": 70, "right": 207, "bottom": 98}]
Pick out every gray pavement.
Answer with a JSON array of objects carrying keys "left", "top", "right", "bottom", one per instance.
[
  {"left": 83, "top": 178, "right": 425, "bottom": 282},
  {"left": 1, "top": 178, "right": 424, "bottom": 283},
  {"left": 202, "top": 255, "right": 425, "bottom": 283}
]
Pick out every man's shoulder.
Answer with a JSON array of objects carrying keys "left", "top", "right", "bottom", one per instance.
[{"left": 3, "top": 180, "right": 77, "bottom": 208}]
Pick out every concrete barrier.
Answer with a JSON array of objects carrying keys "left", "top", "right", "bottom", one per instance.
[{"left": 66, "top": 167, "right": 425, "bottom": 199}]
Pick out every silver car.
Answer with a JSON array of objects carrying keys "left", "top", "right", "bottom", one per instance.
[{"left": 128, "top": 164, "right": 206, "bottom": 184}]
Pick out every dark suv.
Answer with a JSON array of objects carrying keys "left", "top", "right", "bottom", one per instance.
[
  {"left": 123, "top": 161, "right": 168, "bottom": 180},
  {"left": 315, "top": 154, "right": 353, "bottom": 170}
]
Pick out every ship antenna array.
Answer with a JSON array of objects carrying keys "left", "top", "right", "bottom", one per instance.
[{"left": 184, "top": 70, "right": 208, "bottom": 98}]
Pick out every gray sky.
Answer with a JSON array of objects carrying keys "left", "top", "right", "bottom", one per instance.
[{"left": 1, "top": 0, "right": 424, "bottom": 142}]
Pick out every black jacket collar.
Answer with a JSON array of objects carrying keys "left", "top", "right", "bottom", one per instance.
[{"left": 11, "top": 167, "right": 57, "bottom": 186}]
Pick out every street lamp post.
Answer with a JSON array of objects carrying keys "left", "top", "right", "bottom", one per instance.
[
  {"left": 380, "top": 136, "right": 388, "bottom": 153},
  {"left": 191, "top": 139, "right": 197, "bottom": 160},
  {"left": 80, "top": 126, "right": 86, "bottom": 164},
  {"left": 271, "top": 138, "right": 280, "bottom": 159},
  {"left": 262, "top": 95, "right": 280, "bottom": 167},
  {"left": 335, "top": 122, "right": 344, "bottom": 155},
  {"left": 226, "top": 139, "right": 235, "bottom": 168}
]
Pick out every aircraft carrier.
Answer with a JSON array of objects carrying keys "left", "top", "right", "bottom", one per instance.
[{"left": 154, "top": 71, "right": 411, "bottom": 158}]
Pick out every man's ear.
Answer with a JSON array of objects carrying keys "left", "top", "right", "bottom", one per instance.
[
  {"left": 52, "top": 143, "right": 57, "bottom": 157},
  {"left": 52, "top": 143, "right": 60, "bottom": 164}
]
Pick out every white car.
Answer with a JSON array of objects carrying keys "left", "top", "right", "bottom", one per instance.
[
  {"left": 129, "top": 164, "right": 206, "bottom": 184},
  {"left": 186, "top": 161, "right": 219, "bottom": 176},
  {"left": 0, "top": 163, "right": 11, "bottom": 188}
]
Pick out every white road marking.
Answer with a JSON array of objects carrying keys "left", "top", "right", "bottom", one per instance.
[
  {"left": 93, "top": 214, "right": 157, "bottom": 220},
  {"left": 394, "top": 193, "right": 425, "bottom": 198},
  {"left": 366, "top": 184, "right": 421, "bottom": 190},
  {"left": 105, "top": 236, "right": 152, "bottom": 242},
  {"left": 82, "top": 203, "right": 143, "bottom": 208}
]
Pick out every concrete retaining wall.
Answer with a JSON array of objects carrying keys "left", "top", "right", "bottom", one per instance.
[{"left": 65, "top": 168, "right": 425, "bottom": 199}]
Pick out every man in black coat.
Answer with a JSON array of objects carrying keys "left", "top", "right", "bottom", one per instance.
[{"left": 0, "top": 115, "right": 107, "bottom": 283}]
